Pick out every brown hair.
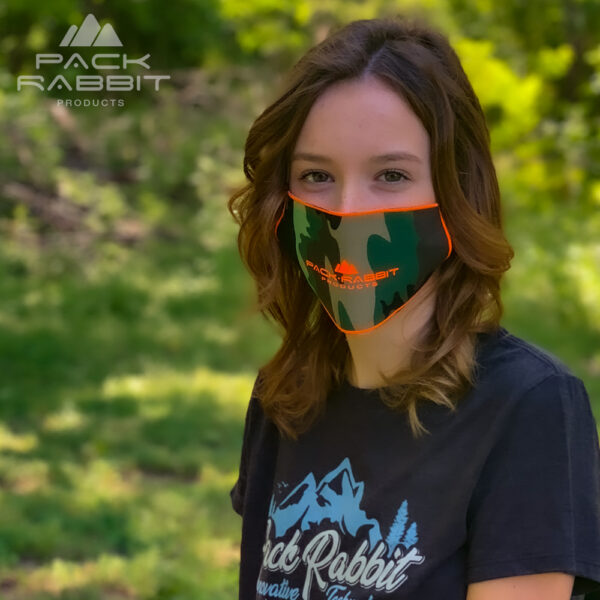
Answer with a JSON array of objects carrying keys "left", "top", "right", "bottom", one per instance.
[{"left": 227, "top": 15, "right": 514, "bottom": 440}]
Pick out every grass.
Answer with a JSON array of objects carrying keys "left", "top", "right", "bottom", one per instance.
[{"left": 0, "top": 196, "right": 281, "bottom": 598}]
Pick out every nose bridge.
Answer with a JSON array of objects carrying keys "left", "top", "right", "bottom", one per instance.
[{"left": 337, "top": 176, "right": 364, "bottom": 213}]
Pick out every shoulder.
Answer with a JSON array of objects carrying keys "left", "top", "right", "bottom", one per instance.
[
  {"left": 466, "top": 326, "right": 595, "bottom": 437},
  {"left": 470, "top": 327, "right": 597, "bottom": 458},
  {"left": 495, "top": 327, "right": 575, "bottom": 375},
  {"left": 231, "top": 369, "right": 278, "bottom": 503},
  {"left": 242, "top": 368, "right": 279, "bottom": 450},
  {"left": 244, "top": 368, "right": 268, "bottom": 430},
  {"left": 474, "top": 326, "right": 582, "bottom": 397}
]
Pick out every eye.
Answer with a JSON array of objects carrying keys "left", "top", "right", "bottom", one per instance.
[
  {"left": 299, "top": 170, "right": 331, "bottom": 184},
  {"left": 378, "top": 169, "right": 410, "bottom": 183}
]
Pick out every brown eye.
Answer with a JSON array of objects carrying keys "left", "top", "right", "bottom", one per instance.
[
  {"left": 300, "top": 171, "right": 331, "bottom": 184},
  {"left": 379, "top": 170, "right": 409, "bottom": 183}
]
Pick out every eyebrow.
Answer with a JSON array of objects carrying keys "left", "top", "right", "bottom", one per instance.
[{"left": 291, "top": 151, "right": 423, "bottom": 164}]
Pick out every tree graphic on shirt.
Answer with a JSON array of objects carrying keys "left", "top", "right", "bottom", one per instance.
[{"left": 385, "top": 499, "right": 419, "bottom": 557}]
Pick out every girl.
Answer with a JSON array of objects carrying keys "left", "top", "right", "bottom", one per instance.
[{"left": 228, "top": 15, "right": 600, "bottom": 600}]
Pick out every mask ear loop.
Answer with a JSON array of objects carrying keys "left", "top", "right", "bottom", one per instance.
[
  {"left": 436, "top": 207, "right": 453, "bottom": 259},
  {"left": 274, "top": 200, "right": 287, "bottom": 241}
]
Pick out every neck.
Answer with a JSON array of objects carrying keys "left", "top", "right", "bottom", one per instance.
[{"left": 344, "top": 274, "right": 438, "bottom": 389}]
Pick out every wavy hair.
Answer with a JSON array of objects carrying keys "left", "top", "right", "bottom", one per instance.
[{"left": 227, "top": 15, "right": 514, "bottom": 440}]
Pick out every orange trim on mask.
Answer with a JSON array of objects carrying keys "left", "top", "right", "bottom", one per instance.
[
  {"left": 282, "top": 190, "right": 453, "bottom": 259},
  {"left": 437, "top": 208, "right": 453, "bottom": 259},
  {"left": 287, "top": 190, "right": 439, "bottom": 216},
  {"left": 274, "top": 203, "right": 286, "bottom": 240},
  {"left": 320, "top": 271, "right": 436, "bottom": 335}
]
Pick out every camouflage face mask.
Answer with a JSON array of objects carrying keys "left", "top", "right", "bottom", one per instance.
[{"left": 275, "top": 190, "right": 453, "bottom": 334}]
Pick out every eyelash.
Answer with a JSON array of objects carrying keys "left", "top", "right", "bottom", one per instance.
[{"left": 298, "top": 169, "right": 410, "bottom": 184}]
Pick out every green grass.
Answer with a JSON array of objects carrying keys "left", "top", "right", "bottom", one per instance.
[{"left": 0, "top": 199, "right": 281, "bottom": 598}]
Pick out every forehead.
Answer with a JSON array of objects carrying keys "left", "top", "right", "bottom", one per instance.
[{"left": 293, "top": 75, "right": 430, "bottom": 161}]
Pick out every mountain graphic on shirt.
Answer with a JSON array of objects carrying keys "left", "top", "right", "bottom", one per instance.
[{"left": 268, "top": 456, "right": 419, "bottom": 556}]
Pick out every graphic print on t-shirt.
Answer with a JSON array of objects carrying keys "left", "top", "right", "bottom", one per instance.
[{"left": 257, "top": 457, "right": 426, "bottom": 600}]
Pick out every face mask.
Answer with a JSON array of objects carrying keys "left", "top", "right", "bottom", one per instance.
[{"left": 274, "top": 190, "right": 453, "bottom": 334}]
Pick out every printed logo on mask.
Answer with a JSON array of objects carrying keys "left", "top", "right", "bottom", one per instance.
[{"left": 306, "top": 258, "right": 399, "bottom": 289}]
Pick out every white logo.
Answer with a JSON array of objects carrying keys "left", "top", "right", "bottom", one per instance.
[
  {"left": 60, "top": 14, "right": 122, "bottom": 47},
  {"left": 17, "top": 13, "right": 170, "bottom": 106}
]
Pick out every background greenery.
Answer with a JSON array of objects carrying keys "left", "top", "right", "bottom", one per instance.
[{"left": 0, "top": 0, "right": 598, "bottom": 597}]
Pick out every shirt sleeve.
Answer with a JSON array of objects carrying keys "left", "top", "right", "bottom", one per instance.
[
  {"left": 466, "top": 371, "right": 600, "bottom": 595},
  {"left": 230, "top": 370, "right": 263, "bottom": 517}
]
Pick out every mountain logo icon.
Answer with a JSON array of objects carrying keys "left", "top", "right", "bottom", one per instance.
[
  {"left": 335, "top": 259, "right": 358, "bottom": 275},
  {"left": 268, "top": 457, "right": 383, "bottom": 549},
  {"left": 59, "top": 14, "right": 123, "bottom": 47}
]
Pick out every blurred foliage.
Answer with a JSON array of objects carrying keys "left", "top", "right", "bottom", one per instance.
[{"left": 0, "top": 0, "right": 599, "bottom": 597}]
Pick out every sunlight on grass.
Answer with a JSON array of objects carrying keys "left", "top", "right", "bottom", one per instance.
[
  {"left": 196, "top": 537, "right": 240, "bottom": 568},
  {"left": 9, "top": 549, "right": 162, "bottom": 597},
  {"left": 43, "top": 404, "right": 87, "bottom": 432},
  {"left": 0, "top": 363, "right": 255, "bottom": 598},
  {"left": 0, "top": 458, "right": 48, "bottom": 494},
  {"left": 101, "top": 364, "right": 255, "bottom": 413},
  {"left": 0, "top": 424, "right": 38, "bottom": 452},
  {"left": 61, "top": 460, "right": 138, "bottom": 506}
]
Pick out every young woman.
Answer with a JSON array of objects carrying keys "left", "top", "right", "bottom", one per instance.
[{"left": 228, "top": 16, "right": 600, "bottom": 600}]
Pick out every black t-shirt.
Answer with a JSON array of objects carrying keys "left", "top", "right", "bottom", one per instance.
[{"left": 230, "top": 326, "right": 600, "bottom": 599}]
